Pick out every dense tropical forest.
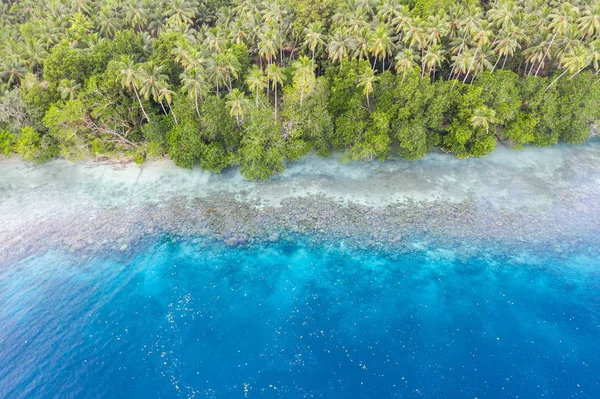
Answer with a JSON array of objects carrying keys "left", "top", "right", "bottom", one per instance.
[{"left": 1, "top": 0, "right": 600, "bottom": 179}]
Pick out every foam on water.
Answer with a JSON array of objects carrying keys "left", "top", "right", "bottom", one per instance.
[{"left": 1, "top": 239, "right": 599, "bottom": 398}]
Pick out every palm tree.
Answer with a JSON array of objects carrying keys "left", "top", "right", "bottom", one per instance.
[
  {"left": 352, "top": 28, "right": 370, "bottom": 61},
  {"left": 425, "top": 14, "right": 449, "bottom": 48},
  {"left": 357, "top": 66, "right": 378, "bottom": 108},
  {"left": 292, "top": 56, "right": 315, "bottom": 107},
  {"left": 180, "top": 68, "right": 208, "bottom": 118},
  {"left": 204, "top": 27, "right": 227, "bottom": 53},
  {"left": 22, "top": 38, "right": 47, "bottom": 74},
  {"left": 96, "top": 9, "right": 121, "bottom": 38},
  {"left": 226, "top": 88, "right": 248, "bottom": 128},
  {"left": 137, "top": 61, "right": 169, "bottom": 105},
  {"left": 546, "top": 45, "right": 592, "bottom": 91},
  {"left": 403, "top": 18, "right": 426, "bottom": 51},
  {"left": 492, "top": 28, "right": 521, "bottom": 71},
  {"left": 222, "top": 50, "right": 241, "bottom": 91},
  {"left": 471, "top": 106, "right": 498, "bottom": 134},
  {"left": 524, "top": 37, "right": 551, "bottom": 76},
  {"left": 163, "top": 0, "right": 197, "bottom": 26},
  {"left": 395, "top": 48, "right": 419, "bottom": 82},
  {"left": 245, "top": 65, "right": 267, "bottom": 107},
  {"left": 451, "top": 48, "right": 474, "bottom": 85},
  {"left": 346, "top": 7, "right": 369, "bottom": 36},
  {"left": 115, "top": 55, "right": 150, "bottom": 122},
  {"left": 125, "top": 0, "right": 149, "bottom": 32},
  {"left": 421, "top": 45, "right": 445, "bottom": 80},
  {"left": 578, "top": 3, "right": 600, "bottom": 39},
  {"left": 391, "top": 5, "right": 412, "bottom": 42},
  {"left": 58, "top": 79, "right": 81, "bottom": 100},
  {"left": 258, "top": 29, "right": 279, "bottom": 66},
  {"left": 368, "top": 23, "right": 395, "bottom": 70},
  {"left": 378, "top": 0, "right": 400, "bottom": 25},
  {"left": 303, "top": 22, "right": 325, "bottom": 60},
  {"left": 158, "top": 87, "right": 177, "bottom": 124},
  {"left": 266, "top": 64, "right": 284, "bottom": 117},
  {"left": 535, "top": 2, "right": 579, "bottom": 76},
  {"left": 327, "top": 30, "right": 352, "bottom": 65},
  {"left": 488, "top": 0, "right": 522, "bottom": 30}
]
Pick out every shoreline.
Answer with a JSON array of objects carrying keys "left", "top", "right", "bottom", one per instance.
[{"left": 2, "top": 141, "right": 600, "bottom": 266}]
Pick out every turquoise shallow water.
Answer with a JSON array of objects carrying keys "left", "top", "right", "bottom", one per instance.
[{"left": 1, "top": 237, "right": 599, "bottom": 398}]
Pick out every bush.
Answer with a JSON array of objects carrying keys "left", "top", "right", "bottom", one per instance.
[{"left": 0, "top": 130, "right": 15, "bottom": 156}]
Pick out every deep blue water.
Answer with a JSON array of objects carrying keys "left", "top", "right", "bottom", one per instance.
[{"left": 1, "top": 238, "right": 599, "bottom": 398}]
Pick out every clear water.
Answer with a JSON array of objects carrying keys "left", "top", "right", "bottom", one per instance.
[{"left": 1, "top": 238, "right": 599, "bottom": 398}]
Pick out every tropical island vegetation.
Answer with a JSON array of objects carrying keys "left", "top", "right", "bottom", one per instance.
[{"left": 1, "top": 0, "right": 600, "bottom": 180}]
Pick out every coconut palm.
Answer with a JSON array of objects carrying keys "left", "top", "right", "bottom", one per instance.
[
  {"left": 492, "top": 28, "right": 521, "bottom": 71},
  {"left": 578, "top": 3, "right": 600, "bottom": 39},
  {"left": 395, "top": 48, "right": 419, "bottom": 82},
  {"left": 292, "top": 56, "right": 315, "bottom": 107},
  {"left": 96, "top": 9, "right": 121, "bottom": 38},
  {"left": 421, "top": 45, "right": 445, "bottom": 79},
  {"left": 158, "top": 87, "right": 177, "bottom": 124},
  {"left": 368, "top": 23, "right": 395, "bottom": 70},
  {"left": 328, "top": 30, "right": 352, "bottom": 64},
  {"left": 425, "top": 14, "right": 449, "bottom": 48},
  {"left": 180, "top": 68, "right": 208, "bottom": 118},
  {"left": 115, "top": 55, "right": 150, "bottom": 121},
  {"left": 303, "top": 22, "right": 325, "bottom": 60},
  {"left": 137, "top": 61, "right": 169, "bottom": 105},
  {"left": 22, "top": 38, "right": 47, "bottom": 74},
  {"left": 258, "top": 29, "right": 279, "bottom": 66},
  {"left": 378, "top": 0, "right": 400, "bottom": 25},
  {"left": 471, "top": 106, "right": 498, "bottom": 134},
  {"left": 163, "top": 0, "right": 197, "bottom": 26},
  {"left": 245, "top": 65, "right": 267, "bottom": 107},
  {"left": 226, "top": 88, "right": 249, "bottom": 128},
  {"left": 58, "top": 79, "right": 81, "bottom": 100},
  {"left": 266, "top": 64, "right": 284, "bottom": 117},
  {"left": 391, "top": 5, "right": 411, "bottom": 41},
  {"left": 535, "top": 2, "right": 580, "bottom": 76},
  {"left": 125, "top": 0, "right": 149, "bottom": 32},
  {"left": 488, "top": 0, "right": 522, "bottom": 30},
  {"left": 357, "top": 66, "right": 378, "bottom": 108},
  {"left": 403, "top": 18, "right": 426, "bottom": 51},
  {"left": 546, "top": 45, "right": 592, "bottom": 91}
]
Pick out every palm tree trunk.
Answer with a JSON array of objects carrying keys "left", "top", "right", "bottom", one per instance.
[
  {"left": 133, "top": 85, "right": 150, "bottom": 122},
  {"left": 462, "top": 69, "right": 471, "bottom": 84},
  {"left": 274, "top": 85, "right": 278, "bottom": 118},
  {"left": 569, "top": 67, "right": 586, "bottom": 80},
  {"left": 449, "top": 32, "right": 468, "bottom": 79},
  {"left": 168, "top": 101, "right": 178, "bottom": 125},
  {"left": 536, "top": 32, "right": 557, "bottom": 77},
  {"left": 492, "top": 55, "right": 501, "bottom": 72},
  {"left": 546, "top": 68, "right": 569, "bottom": 91},
  {"left": 195, "top": 92, "right": 200, "bottom": 119},
  {"left": 160, "top": 101, "right": 167, "bottom": 115}
]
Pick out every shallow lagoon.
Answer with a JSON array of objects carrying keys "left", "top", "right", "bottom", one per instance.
[{"left": 1, "top": 143, "right": 600, "bottom": 398}]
